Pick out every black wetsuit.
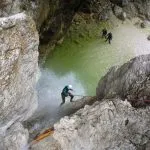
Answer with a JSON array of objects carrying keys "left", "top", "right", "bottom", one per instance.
[
  {"left": 61, "top": 86, "right": 74, "bottom": 105},
  {"left": 102, "top": 29, "right": 107, "bottom": 38},
  {"left": 106, "top": 32, "right": 112, "bottom": 44}
]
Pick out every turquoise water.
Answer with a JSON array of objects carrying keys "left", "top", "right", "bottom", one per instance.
[
  {"left": 44, "top": 28, "right": 133, "bottom": 96},
  {"left": 40, "top": 22, "right": 150, "bottom": 104},
  {"left": 31, "top": 20, "right": 150, "bottom": 123},
  {"left": 28, "top": 21, "right": 150, "bottom": 134}
]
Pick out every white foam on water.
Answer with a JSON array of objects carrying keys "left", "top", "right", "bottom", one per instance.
[{"left": 112, "top": 22, "right": 150, "bottom": 58}]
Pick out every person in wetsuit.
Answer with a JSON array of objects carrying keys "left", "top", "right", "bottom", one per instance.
[
  {"left": 106, "top": 32, "right": 113, "bottom": 44},
  {"left": 102, "top": 28, "right": 107, "bottom": 38},
  {"left": 60, "top": 85, "right": 74, "bottom": 105}
]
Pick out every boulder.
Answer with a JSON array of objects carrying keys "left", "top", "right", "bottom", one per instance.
[
  {"left": 113, "top": 5, "right": 126, "bottom": 20},
  {"left": 96, "top": 54, "right": 150, "bottom": 107},
  {"left": 54, "top": 99, "right": 150, "bottom": 150}
]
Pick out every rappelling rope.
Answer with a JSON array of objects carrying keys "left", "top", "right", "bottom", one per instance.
[{"left": 74, "top": 95, "right": 93, "bottom": 97}]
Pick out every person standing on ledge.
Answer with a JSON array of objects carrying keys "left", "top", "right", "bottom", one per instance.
[
  {"left": 60, "top": 85, "right": 74, "bottom": 105},
  {"left": 106, "top": 32, "right": 113, "bottom": 44}
]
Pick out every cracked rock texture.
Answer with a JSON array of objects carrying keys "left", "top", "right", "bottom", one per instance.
[
  {"left": 0, "top": 123, "right": 29, "bottom": 150},
  {"left": 0, "top": 13, "right": 39, "bottom": 149},
  {"left": 97, "top": 54, "right": 150, "bottom": 107},
  {"left": 114, "top": 0, "right": 150, "bottom": 20},
  {"left": 1, "top": 0, "right": 150, "bottom": 61},
  {"left": 54, "top": 99, "right": 150, "bottom": 150},
  {"left": 1, "top": 0, "right": 150, "bottom": 150}
]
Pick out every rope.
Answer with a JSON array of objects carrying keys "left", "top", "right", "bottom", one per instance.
[{"left": 74, "top": 95, "right": 93, "bottom": 97}]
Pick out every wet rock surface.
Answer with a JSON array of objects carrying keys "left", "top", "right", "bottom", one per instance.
[
  {"left": 24, "top": 97, "right": 96, "bottom": 142},
  {"left": 1, "top": 0, "right": 150, "bottom": 45},
  {"left": 54, "top": 99, "right": 150, "bottom": 150},
  {"left": 0, "top": 123, "right": 29, "bottom": 150},
  {"left": 31, "top": 136, "right": 61, "bottom": 150}
]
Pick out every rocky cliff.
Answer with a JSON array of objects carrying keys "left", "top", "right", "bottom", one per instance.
[
  {"left": 54, "top": 54, "right": 150, "bottom": 150},
  {"left": 0, "top": 13, "right": 39, "bottom": 149},
  {"left": 96, "top": 54, "right": 150, "bottom": 107},
  {"left": 54, "top": 99, "right": 150, "bottom": 150},
  {"left": 111, "top": 0, "right": 150, "bottom": 20},
  {"left": 1, "top": 0, "right": 149, "bottom": 59},
  {"left": 0, "top": 1, "right": 83, "bottom": 149},
  {"left": 31, "top": 97, "right": 150, "bottom": 150},
  {"left": 1, "top": 0, "right": 150, "bottom": 150},
  {"left": 0, "top": 0, "right": 84, "bottom": 60}
]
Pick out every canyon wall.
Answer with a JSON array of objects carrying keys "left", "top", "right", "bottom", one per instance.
[
  {"left": 54, "top": 98, "right": 150, "bottom": 150},
  {"left": 96, "top": 54, "right": 150, "bottom": 107},
  {"left": 1, "top": 0, "right": 150, "bottom": 149},
  {"left": 54, "top": 54, "right": 150, "bottom": 150},
  {"left": 0, "top": 13, "right": 39, "bottom": 149}
]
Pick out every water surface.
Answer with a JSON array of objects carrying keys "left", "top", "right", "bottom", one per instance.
[{"left": 44, "top": 22, "right": 150, "bottom": 98}]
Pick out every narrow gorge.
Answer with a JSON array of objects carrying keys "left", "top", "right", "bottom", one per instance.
[{"left": 0, "top": 0, "right": 150, "bottom": 150}]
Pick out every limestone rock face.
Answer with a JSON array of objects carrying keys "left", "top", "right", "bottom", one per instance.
[
  {"left": 112, "top": 0, "right": 150, "bottom": 20},
  {"left": 0, "top": 0, "right": 83, "bottom": 44},
  {"left": 2, "top": 0, "right": 150, "bottom": 61},
  {"left": 96, "top": 54, "right": 150, "bottom": 107},
  {"left": 31, "top": 136, "right": 61, "bottom": 150},
  {"left": 0, "top": 13, "right": 39, "bottom": 149},
  {"left": 80, "top": 0, "right": 112, "bottom": 20},
  {"left": 113, "top": 5, "right": 126, "bottom": 21},
  {"left": 0, "top": 0, "right": 22, "bottom": 17},
  {"left": 54, "top": 54, "right": 150, "bottom": 150},
  {"left": 0, "top": 123, "right": 29, "bottom": 150},
  {"left": 54, "top": 99, "right": 150, "bottom": 150},
  {"left": 80, "top": 0, "right": 150, "bottom": 21}
]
